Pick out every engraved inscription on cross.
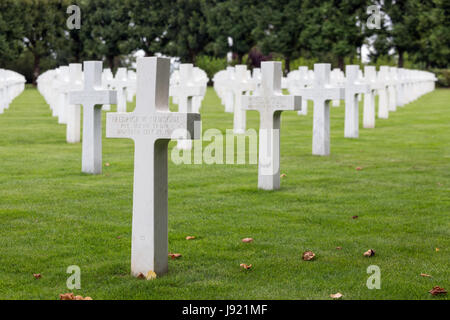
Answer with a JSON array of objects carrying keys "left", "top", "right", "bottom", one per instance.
[
  {"left": 242, "top": 61, "right": 301, "bottom": 190},
  {"left": 69, "top": 61, "right": 117, "bottom": 174},
  {"left": 106, "top": 57, "right": 201, "bottom": 277},
  {"left": 298, "top": 64, "right": 345, "bottom": 156}
]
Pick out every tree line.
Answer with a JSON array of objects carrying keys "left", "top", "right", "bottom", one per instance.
[{"left": 0, "top": 0, "right": 448, "bottom": 84}]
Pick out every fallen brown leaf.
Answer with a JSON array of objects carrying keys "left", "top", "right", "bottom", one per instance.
[
  {"left": 363, "top": 249, "right": 376, "bottom": 257},
  {"left": 420, "top": 273, "right": 432, "bottom": 278},
  {"left": 242, "top": 238, "right": 253, "bottom": 243},
  {"left": 330, "top": 292, "right": 343, "bottom": 299},
  {"left": 169, "top": 253, "right": 182, "bottom": 259},
  {"left": 302, "top": 251, "right": 316, "bottom": 261},
  {"left": 435, "top": 248, "right": 440, "bottom": 252},
  {"left": 74, "top": 295, "right": 84, "bottom": 300},
  {"left": 280, "top": 173, "right": 287, "bottom": 178},
  {"left": 105, "top": 163, "right": 110, "bottom": 167},
  {"left": 33, "top": 273, "right": 41, "bottom": 279},
  {"left": 137, "top": 273, "right": 146, "bottom": 279},
  {"left": 352, "top": 215, "right": 359, "bottom": 219},
  {"left": 240, "top": 263, "right": 253, "bottom": 270},
  {"left": 356, "top": 167, "right": 363, "bottom": 171},
  {"left": 336, "top": 246, "right": 342, "bottom": 250},
  {"left": 186, "top": 236, "right": 196, "bottom": 240},
  {"left": 60, "top": 293, "right": 75, "bottom": 300},
  {"left": 84, "top": 297, "right": 93, "bottom": 300},
  {"left": 429, "top": 286, "right": 447, "bottom": 296}
]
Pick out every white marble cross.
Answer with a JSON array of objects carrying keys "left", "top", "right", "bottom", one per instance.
[
  {"left": 388, "top": 67, "right": 398, "bottom": 112},
  {"left": 106, "top": 57, "right": 201, "bottom": 277},
  {"left": 66, "top": 63, "right": 83, "bottom": 143},
  {"left": 377, "top": 66, "right": 390, "bottom": 119},
  {"left": 110, "top": 68, "right": 128, "bottom": 112},
  {"left": 171, "top": 63, "right": 205, "bottom": 150},
  {"left": 69, "top": 61, "right": 117, "bottom": 174},
  {"left": 362, "top": 66, "right": 380, "bottom": 129},
  {"left": 57, "top": 66, "right": 70, "bottom": 125},
  {"left": 243, "top": 62, "right": 301, "bottom": 190},
  {"left": 344, "top": 65, "right": 369, "bottom": 138},
  {"left": 298, "top": 64, "right": 344, "bottom": 156}
]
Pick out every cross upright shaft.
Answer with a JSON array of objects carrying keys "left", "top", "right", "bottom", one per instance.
[{"left": 106, "top": 57, "right": 200, "bottom": 277}]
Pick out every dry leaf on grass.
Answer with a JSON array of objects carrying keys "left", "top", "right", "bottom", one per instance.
[
  {"left": 137, "top": 273, "right": 146, "bottom": 279},
  {"left": 356, "top": 167, "right": 363, "bottom": 171},
  {"left": 186, "top": 236, "right": 196, "bottom": 240},
  {"left": 336, "top": 246, "right": 342, "bottom": 250},
  {"left": 435, "top": 248, "right": 440, "bottom": 252},
  {"left": 146, "top": 271, "right": 157, "bottom": 280},
  {"left": 429, "top": 286, "right": 447, "bottom": 296},
  {"left": 242, "top": 238, "right": 253, "bottom": 243},
  {"left": 363, "top": 249, "right": 376, "bottom": 257},
  {"left": 280, "top": 173, "right": 287, "bottom": 178},
  {"left": 302, "top": 251, "right": 316, "bottom": 261},
  {"left": 33, "top": 273, "right": 41, "bottom": 279},
  {"left": 105, "top": 163, "right": 110, "bottom": 167},
  {"left": 330, "top": 292, "right": 343, "bottom": 299},
  {"left": 59, "top": 293, "right": 92, "bottom": 300},
  {"left": 240, "top": 263, "right": 252, "bottom": 270},
  {"left": 60, "top": 293, "right": 74, "bottom": 300},
  {"left": 420, "top": 273, "right": 432, "bottom": 278},
  {"left": 352, "top": 215, "right": 359, "bottom": 219},
  {"left": 169, "top": 253, "right": 182, "bottom": 259}
]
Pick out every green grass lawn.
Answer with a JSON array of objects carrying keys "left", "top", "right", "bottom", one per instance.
[{"left": 0, "top": 86, "right": 448, "bottom": 300}]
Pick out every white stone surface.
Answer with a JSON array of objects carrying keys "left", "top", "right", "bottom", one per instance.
[
  {"left": 362, "top": 66, "right": 378, "bottom": 129},
  {"left": 170, "top": 64, "right": 206, "bottom": 150},
  {"left": 287, "top": 66, "right": 311, "bottom": 115},
  {"left": 69, "top": 61, "right": 117, "bottom": 174},
  {"left": 377, "top": 66, "right": 390, "bottom": 119},
  {"left": 106, "top": 57, "right": 201, "bottom": 277},
  {"left": 298, "top": 64, "right": 344, "bottom": 156},
  {"left": 110, "top": 68, "right": 128, "bottom": 112},
  {"left": 66, "top": 64, "right": 83, "bottom": 143},
  {"left": 344, "top": 65, "right": 369, "bottom": 139},
  {"left": 242, "top": 62, "right": 301, "bottom": 190}
]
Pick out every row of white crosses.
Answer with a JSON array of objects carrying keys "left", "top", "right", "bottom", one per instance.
[
  {"left": 0, "top": 69, "right": 26, "bottom": 114},
  {"left": 285, "top": 64, "right": 437, "bottom": 154},
  {"left": 38, "top": 58, "right": 436, "bottom": 278}
]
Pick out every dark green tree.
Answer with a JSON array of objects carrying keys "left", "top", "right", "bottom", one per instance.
[
  {"left": 373, "top": 0, "right": 420, "bottom": 67},
  {"left": 16, "top": 0, "right": 67, "bottom": 84},
  {"left": 415, "top": 0, "right": 450, "bottom": 68},
  {"left": 0, "top": 0, "right": 25, "bottom": 66},
  {"left": 83, "top": 0, "right": 133, "bottom": 71},
  {"left": 302, "top": 0, "right": 369, "bottom": 69},
  {"left": 253, "top": 0, "right": 305, "bottom": 72},
  {"left": 207, "top": 0, "right": 258, "bottom": 63},
  {"left": 127, "top": 0, "right": 170, "bottom": 56},
  {"left": 165, "top": 0, "right": 213, "bottom": 63}
]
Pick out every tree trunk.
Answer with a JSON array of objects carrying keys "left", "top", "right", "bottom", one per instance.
[
  {"left": 338, "top": 56, "right": 344, "bottom": 71},
  {"left": 107, "top": 56, "right": 115, "bottom": 72},
  {"left": 32, "top": 54, "right": 40, "bottom": 86},
  {"left": 285, "top": 56, "right": 291, "bottom": 74},
  {"left": 398, "top": 50, "right": 404, "bottom": 68}
]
